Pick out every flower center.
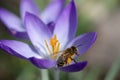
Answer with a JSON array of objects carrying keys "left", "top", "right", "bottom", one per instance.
[{"left": 44, "top": 34, "right": 60, "bottom": 59}]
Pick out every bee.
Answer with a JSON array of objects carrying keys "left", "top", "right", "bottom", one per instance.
[{"left": 57, "top": 46, "right": 78, "bottom": 67}]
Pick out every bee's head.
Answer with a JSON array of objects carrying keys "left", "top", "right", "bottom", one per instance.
[{"left": 71, "top": 46, "right": 78, "bottom": 55}]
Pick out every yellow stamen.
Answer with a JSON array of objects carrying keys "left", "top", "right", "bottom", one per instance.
[
  {"left": 53, "top": 42, "right": 60, "bottom": 59},
  {"left": 50, "top": 34, "right": 60, "bottom": 54},
  {"left": 54, "top": 42, "right": 60, "bottom": 54},
  {"left": 50, "top": 34, "right": 58, "bottom": 52},
  {"left": 44, "top": 34, "right": 60, "bottom": 59},
  {"left": 44, "top": 40, "right": 52, "bottom": 55}
]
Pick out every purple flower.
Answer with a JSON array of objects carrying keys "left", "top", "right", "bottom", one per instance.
[
  {"left": 0, "top": 0, "right": 97, "bottom": 72},
  {"left": 0, "top": 0, "right": 64, "bottom": 38}
]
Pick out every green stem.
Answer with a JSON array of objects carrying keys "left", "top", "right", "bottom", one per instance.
[
  {"left": 53, "top": 69, "right": 60, "bottom": 80},
  {"left": 40, "top": 69, "right": 49, "bottom": 80},
  {"left": 105, "top": 55, "right": 120, "bottom": 80}
]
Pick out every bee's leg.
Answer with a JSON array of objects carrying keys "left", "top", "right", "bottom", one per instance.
[
  {"left": 70, "top": 57, "right": 77, "bottom": 63},
  {"left": 63, "top": 58, "right": 67, "bottom": 66},
  {"left": 65, "top": 60, "right": 67, "bottom": 65}
]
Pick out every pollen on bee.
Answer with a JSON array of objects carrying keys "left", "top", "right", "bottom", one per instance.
[{"left": 67, "top": 58, "right": 72, "bottom": 65}]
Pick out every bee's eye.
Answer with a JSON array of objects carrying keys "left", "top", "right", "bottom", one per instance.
[
  {"left": 73, "top": 49, "right": 76, "bottom": 51},
  {"left": 73, "top": 49, "right": 78, "bottom": 54}
]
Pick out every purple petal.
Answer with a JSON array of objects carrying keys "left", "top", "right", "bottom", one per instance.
[
  {"left": 67, "top": 32, "right": 97, "bottom": 55},
  {"left": 59, "top": 61, "right": 87, "bottom": 72},
  {"left": 0, "top": 40, "right": 40, "bottom": 59},
  {"left": 53, "top": 0, "right": 77, "bottom": 48},
  {"left": 20, "top": 0, "right": 40, "bottom": 21},
  {"left": 24, "top": 12, "right": 52, "bottom": 48},
  {"left": 47, "top": 21, "right": 55, "bottom": 33},
  {"left": 9, "top": 29, "right": 28, "bottom": 39},
  {"left": 0, "top": 8, "right": 25, "bottom": 32},
  {"left": 29, "top": 57, "right": 56, "bottom": 69},
  {"left": 40, "top": 0, "right": 65, "bottom": 24}
]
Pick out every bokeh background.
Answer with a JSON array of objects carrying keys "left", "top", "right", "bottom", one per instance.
[{"left": 0, "top": 0, "right": 120, "bottom": 80}]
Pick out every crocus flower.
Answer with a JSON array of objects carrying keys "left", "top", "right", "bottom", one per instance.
[
  {"left": 0, "top": 0, "right": 97, "bottom": 72},
  {"left": 0, "top": 0, "right": 64, "bottom": 38}
]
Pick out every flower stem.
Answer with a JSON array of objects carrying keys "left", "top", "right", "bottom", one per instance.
[
  {"left": 40, "top": 69, "right": 49, "bottom": 80},
  {"left": 105, "top": 55, "right": 120, "bottom": 80},
  {"left": 53, "top": 69, "right": 60, "bottom": 80}
]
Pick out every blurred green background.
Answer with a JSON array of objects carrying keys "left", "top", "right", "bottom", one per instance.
[{"left": 0, "top": 0, "right": 120, "bottom": 80}]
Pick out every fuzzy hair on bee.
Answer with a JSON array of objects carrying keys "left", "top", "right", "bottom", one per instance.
[{"left": 57, "top": 46, "right": 78, "bottom": 67}]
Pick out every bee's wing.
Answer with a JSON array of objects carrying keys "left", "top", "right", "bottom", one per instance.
[
  {"left": 52, "top": 50, "right": 64, "bottom": 60},
  {"left": 73, "top": 42, "right": 89, "bottom": 56}
]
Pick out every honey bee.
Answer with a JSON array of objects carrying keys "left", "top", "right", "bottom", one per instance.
[{"left": 57, "top": 46, "right": 78, "bottom": 67}]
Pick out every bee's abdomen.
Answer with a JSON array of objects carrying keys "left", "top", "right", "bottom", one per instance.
[{"left": 57, "top": 56, "right": 65, "bottom": 67}]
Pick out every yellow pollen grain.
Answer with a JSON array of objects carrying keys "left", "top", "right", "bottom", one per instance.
[
  {"left": 67, "top": 54, "right": 75, "bottom": 64},
  {"left": 67, "top": 58, "right": 71, "bottom": 65}
]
